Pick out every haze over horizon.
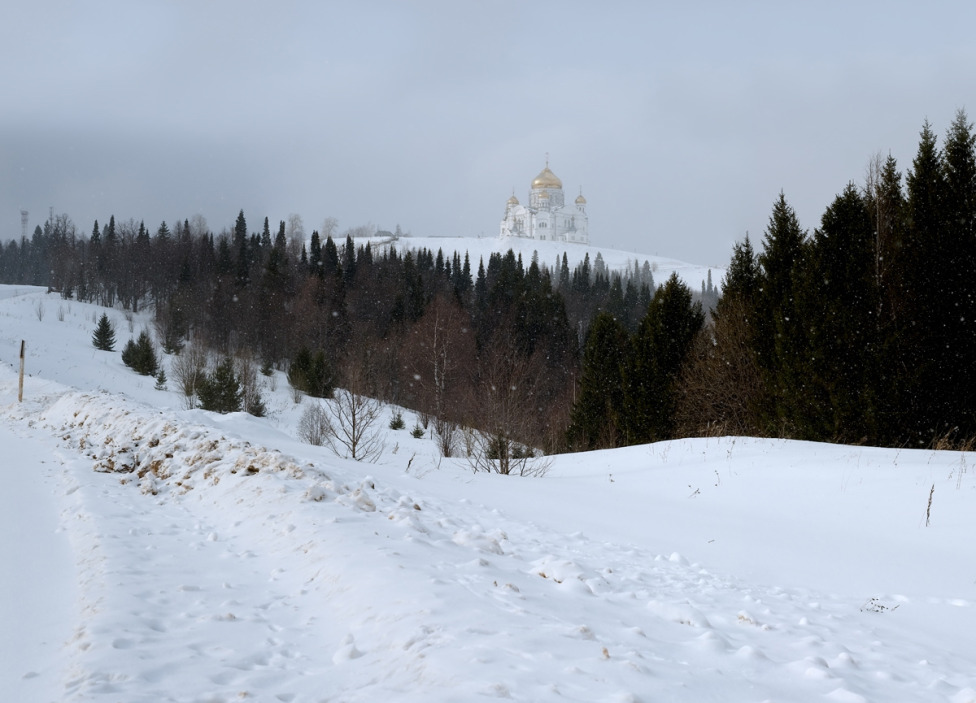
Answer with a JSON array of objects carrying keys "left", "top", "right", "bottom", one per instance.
[{"left": 3, "top": 1, "right": 975, "bottom": 268}]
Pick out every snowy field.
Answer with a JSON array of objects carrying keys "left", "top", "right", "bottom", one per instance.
[{"left": 2, "top": 284, "right": 976, "bottom": 703}]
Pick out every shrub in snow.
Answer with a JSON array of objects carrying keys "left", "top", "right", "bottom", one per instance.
[
  {"left": 298, "top": 402, "right": 330, "bottom": 446},
  {"left": 433, "top": 417, "right": 459, "bottom": 457},
  {"left": 171, "top": 344, "right": 208, "bottom": 407}
]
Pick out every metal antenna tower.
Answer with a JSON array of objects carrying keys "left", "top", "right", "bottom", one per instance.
[{"left": 20, "top": 210, "right": 28, "bottom": 238}]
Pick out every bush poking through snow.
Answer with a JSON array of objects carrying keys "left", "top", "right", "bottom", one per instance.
[
  {"left": 298, "top": 391, "right": 384, "bottom": 462},
  {"left": 298, "top": 402, "right": 330, "bottom": 446},
  {"left": 171, "top": 344, "right": 207, "bottom": 406},
  {"left": 468, "top": 431, "right": 552, "bottom": 477},
  {"left": 433, "top": 417, "right": 459, "bottom": 457}
]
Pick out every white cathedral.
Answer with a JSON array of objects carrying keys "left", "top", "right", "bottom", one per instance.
[{"left": 499, "top": 161, "right": 589, "bottom": 245}]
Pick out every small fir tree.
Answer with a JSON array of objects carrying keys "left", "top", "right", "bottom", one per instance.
[
  {"left": 121, "top": 330, "right": 159, "bottom": 376},
  {"left": 389, "top": 410, "right": 406, "bottom": 430},
  {"left": 287, "top": 347, "right": 335, "bottom": 398},
  {"left": 92, "top": 313, "right": 116, "bottom": 351},
  {"left": 197, "top": 358, "right": 243, "bottom": 413}
]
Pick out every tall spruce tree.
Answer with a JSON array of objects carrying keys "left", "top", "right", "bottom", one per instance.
[
  {"left": 793, "top": 183, "right": 879, "bottom": 441},
  {"left": 623, "top": 273, "right": 704, "bottom": 443},
  {"left": 867, "top": 154, "right": 910, "bottom": 441},
  {"left": 567, "top": 312, "right": 629, "bottom": 450},
  {"left": 903, "top": 121, "right": 949, "bottom": 441},
  {"left": 755, "top": 193, "right": 808, "bottom": 432},
  {"left": 938, "top": 110, "right": 976, "bottom": 437}
]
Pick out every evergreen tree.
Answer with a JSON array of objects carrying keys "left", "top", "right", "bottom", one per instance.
[
  {"left": 274, "top": 220, "right": 287, "bottom": 254},
  {"left": 121, "top": 330, "right": 159, "bottom": 376},
  {"left": 154, "top": 367, "right": 167, "bottom": 391},
  {"left": 91, "top": 312, "right": 116, "bottom": 351},
  {"left": 260, "top": 217, "right": 272, "bottom": 254},
  {"left": 793, "top": 183, "right": 879, "bottom": 441},
  {"left": 567, "top": 312, "right": 629, "bottom": 449},
  {"left": 717, "top": 233, "right": 759, "bottom": 317},
  {"left": 558, "top": 253, "right": 570, "bottom": 290},
  {"left": 234, "top": 210, "right": 250, "bottom": 288},
  {"left": 343, "top": 235, "right": 357, "bottom": 284},
  {"left": 323, "top": 236, "right": 340, "bottom": 278},
  {"left": 234, "top": 210, "right": 248, "bottom": 248},
  {"left": 572, "top": 253, "right": 591, "bottom": 294},
  {"left": 197, "top": 358, "right": 243, "bottom": 413},
  {"left": 287, "top": 347, "right": 335, "bottom": 398},
  {"left": 309, "top": 231, "right": 322, "bottom": 274},
  {"left": 755, "top": 193, "right": 808, "bottom": 431},
  {"left": 623, "top": 273, "right": 704, "bottom": 443},
  {"left": 866, "top": 154, "right": 909, "bottom": 441},
  {"left": 902, "top": 121, "right": 950, "bottom": 441},
  {"left": 937, "top": 110, "right": 976, "bottom": 437}
]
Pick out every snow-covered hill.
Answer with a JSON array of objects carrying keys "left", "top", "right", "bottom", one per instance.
[
  {"left": 367, "top": 235, "right": 723, "bottom": 293},
  {"left": 2, "top": 285, "right": 975, "bottom": 702}
]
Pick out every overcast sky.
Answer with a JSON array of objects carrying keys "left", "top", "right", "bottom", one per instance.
[{"left": 3, "top": 1, "right": 974, "bottom": 267}]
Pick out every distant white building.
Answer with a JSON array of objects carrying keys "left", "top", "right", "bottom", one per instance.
[{"left": 500, "top": 161, "right": 589, "bottom": 245}]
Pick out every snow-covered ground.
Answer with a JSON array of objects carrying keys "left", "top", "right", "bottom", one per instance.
[{"left": 2, "top": 285, "right": 975, "bottom": 702}]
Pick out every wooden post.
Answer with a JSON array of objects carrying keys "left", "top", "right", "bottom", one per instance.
[{"left": 18, "top": 340, "right": 25, "bottom": 402}]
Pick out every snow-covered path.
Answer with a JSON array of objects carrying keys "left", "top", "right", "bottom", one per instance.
[{"left": 0, "top": 423, "right": 77, "bottom": 702}]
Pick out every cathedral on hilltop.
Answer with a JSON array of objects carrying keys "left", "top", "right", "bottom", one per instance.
[{"left": 500, "top": 160, "right": 589, "bottom": 245}]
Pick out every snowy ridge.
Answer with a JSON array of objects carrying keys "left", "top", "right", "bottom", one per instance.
[
  {"left": 369, "top": 235, "right": 723, "bottom": 291},
  {"left": 2, "top": 286, "right": 976, "bottom": 702}
]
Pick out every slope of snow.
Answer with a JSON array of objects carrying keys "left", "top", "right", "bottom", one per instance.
[{"left": 2, "top": 286, "right": 975, "bottom": 702}]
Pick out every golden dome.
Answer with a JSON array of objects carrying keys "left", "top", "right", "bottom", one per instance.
[
  {"left": 531, "top": 165, "right": 563, "bottom": 190},
  {"left": 507, "top": 194, "right": 519, "bottom": 206},
  {"left": 575, "top": 192, "right": 587, "bottom": 204}
]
